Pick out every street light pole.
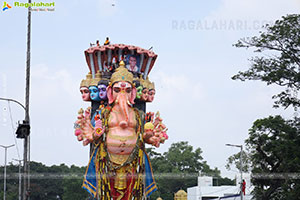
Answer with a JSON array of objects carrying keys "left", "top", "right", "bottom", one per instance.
[
  {"left": 0, "top": 98, "right": 27, "bottom": 199},
  {"left": 13, "top": 159, "right": 23, "bottom": 200},
  {"left": 226, "top": 143, "right": 243, "bottom": 200},
  {"left": 0, "top": 98, "right": 26, "bottom": 111},
  {"left": 0, "top": 2, "right": 32, "bottom": 198},
  {"left": 0, "top": 144, "right": 15, "bottom": 200},
  {"left": 24, "top": 0, "right": 32, "bottom": 199}
]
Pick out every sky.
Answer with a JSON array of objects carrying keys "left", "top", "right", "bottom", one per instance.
[{"left": 1, "top": 0, "right": 300, "bottom": 180}]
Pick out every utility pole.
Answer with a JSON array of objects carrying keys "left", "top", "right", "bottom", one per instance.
[
  {"left": 0, "top": 144, "right": 15, "bottom": 200},
  {"left": 226, "top": 143, "right": 243, "bottom": 200},
  {"left": 24, "top": 0, "right": 32, "bottom": 199},
  {"left": 13, "top": 159, "right": 23, "bottom": 200},
  {"left": 0, "top": 99, "right": 28, "bottom": 200},
  {"left": 240, "top": 145, "right": 243, "bottom": 200}
]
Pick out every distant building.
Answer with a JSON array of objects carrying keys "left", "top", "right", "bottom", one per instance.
[{"left": 187, "top": 176, "right": 253, "bottom": 200}]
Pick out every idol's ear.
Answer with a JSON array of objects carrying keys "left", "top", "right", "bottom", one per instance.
[
  {"left": 130, "top": 87, "right": 137, "bottom": 104},
  {"left": 107, "top": 86, "right": 114, "bottom": 104}
]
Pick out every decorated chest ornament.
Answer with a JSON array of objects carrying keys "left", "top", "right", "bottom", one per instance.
[{"left": 73, "top": 41, "right": 168, "bottom": 200}]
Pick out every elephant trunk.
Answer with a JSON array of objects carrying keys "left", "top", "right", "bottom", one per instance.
[{"left": 116, "top": 92, "right": 130, "bottom": 129}]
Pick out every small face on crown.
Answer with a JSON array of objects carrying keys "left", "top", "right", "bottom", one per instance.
[
  {"left": 89, "top": 86, "right": 101, "bottom": 102},
  {"left": 147, "top": 89, "right": 156, "bottom": 102},
  {"left": 98, "top": 84, "right": 108, "bottom": 100},
  {"left": 136, "top": 86, "right": 143, "bottom": 99},
  {"left": 80, "top": 86, "right": 91, "bottom": 101},
  {"left": 141, "top": 88, "right": 148, "bottom": 101}
]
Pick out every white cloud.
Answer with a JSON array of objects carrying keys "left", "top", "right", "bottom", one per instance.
[
  {"left": 208, "top": 0, "right": 300, "bottom": 21},
  {"left": 31, "top": 64, "right": 78, "bottom": 99},
  {"left": 28, "top": 64, "right": 89, "bottom": 166},
  {"left": 198, "top": 0, "right": 300, "bottom": 35},
  {"left": 153, "top": 71, "right": 205, "bottom": 106},
  {"left": 192, "top": 83, "right": 205, "bottom": 100}
]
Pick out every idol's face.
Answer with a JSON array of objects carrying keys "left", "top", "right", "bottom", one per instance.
[
  {"left": 80, "top": 86, "right": 91, "bottom": 101},
  {"left": 141, "top": 88, "right": 148, "bottom": 101},
  {"left": 107, "top": 81, "right": 136, "bottom": 105},
  {"left": 89, "top": 86, "right": 101, "bottom": 101},
  {"left": 112, "top": 82, "right": 133, "bottom": 103},
  {"left": 98, "top": 84, "right": 107, "bottom": 100},
  {"left": 136, "top": 86, "right": 143, "bottom": 99},
  {"left": 147, "top": 89, "right": 156, "bottom": 102}
]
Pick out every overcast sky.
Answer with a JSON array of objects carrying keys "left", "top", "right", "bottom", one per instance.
[{"left": 1, "top": 0, "right": 299, "bottom": 179}]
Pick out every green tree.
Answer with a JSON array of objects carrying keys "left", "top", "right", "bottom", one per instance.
[
  {"left": 0, "top": 163, "right": 19, "bottom": 200},
  {"left": 226, "top": 149, "right": 251, "bottom": 173},
  {"left": 231, "top": 14, "right": 300, "bottom": 199},
  {"left": 0, "top": 162, "right": 90, "bottom": 200},
  {"left": 228, "top": 116, "right": 300, "bottom": 199},
  {"left": 232, "top": 14, "right": 300, "bottom": 110},
  {"left": 148, "top": 141, "right": 234, "bottom": 200},
  {"left": 29, "top": 162, "right": 65, "bottom": 200},
  {"left": 62, "top": 165, "right": 89, "bottom": 200},
  {"left": 247, "top": 116, "right": 300, "bottom": 199}
]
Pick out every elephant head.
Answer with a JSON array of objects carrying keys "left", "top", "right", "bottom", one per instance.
[{"left": 106, "top": 64, "right": 136, "bottom": 128}]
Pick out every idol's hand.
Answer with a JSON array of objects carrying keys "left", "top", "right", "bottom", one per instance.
[
  {"left": 74, "top": 108, "right": 95, "bottom": 146},
  {"left": 74, "top": 108, "right": 84, "bottom": 139},
  {"left": 81, "top": 108, "right": 94, "bottom": 146},
  {"left": 94, "top": 116, "right": 105, "bottom": 139},
  {"left": 143, "top": 122, "right": 155, "bottom": 144},
  {"left": 152, "top": 112, "right": 168, "bottom": 145}
]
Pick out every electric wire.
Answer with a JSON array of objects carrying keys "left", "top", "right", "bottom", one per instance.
[{"left": 8, "top": 101, "right": 21, "bottom": 160}]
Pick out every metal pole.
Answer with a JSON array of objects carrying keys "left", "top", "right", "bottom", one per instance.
[
  {"left": 4, "top": 148, "right": 7, "bottom": 200},
  {"left": 0, "top": 144, "right": 15, "bottom": 200},
  {"left": 240, "top": 145, "right": 243, "bottom": 200},
  {"left": 0, "top": 95, "right": 26, "bottom": 200},
  {"left": 225, "top": 143, "right": 243, "bottom": 200},
  {"left": 13, "top": 159, "right": 22, "bottom": 200},
  {"left": 19, "top": 161, "right": 22, "bottom": 200},
  {"left": 24, "top": 0, "right": 31, "bottom": 199}
]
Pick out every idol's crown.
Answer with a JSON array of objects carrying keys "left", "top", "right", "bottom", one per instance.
[
  {"left": 110, "top": 64, "right": 133, "bottom": 85},
  {"left": 89, "top": 71, "right": 101, "bottom": 86},
  {"left": 149, "top": 81, "right": 155, "bottom": 90},
  {"left": 80, "top": 79, "right": 88, "bottom": 88}
]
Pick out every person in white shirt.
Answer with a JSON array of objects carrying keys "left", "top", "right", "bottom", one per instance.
[{"left": 126, "top": 55, "right": 139, "bottom": 72}]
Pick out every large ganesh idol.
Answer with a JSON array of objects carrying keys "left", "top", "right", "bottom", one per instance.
[{"left": 74, "top": 43, "right": 168, "bottom": 199}]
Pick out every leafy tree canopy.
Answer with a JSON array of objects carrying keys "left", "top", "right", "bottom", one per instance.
[
  {"left": 1, "top": 142, "right": 235, "bottom": 200},
  {"left": 246, "top": 115, "right": 300, "bottom": 200},
  {"left": 0, "top": 161, "right": 89, "bottom": 200},
  {"left": 148, "top": 141, "right": 235, "bottom": 200},
  {"left": 227, "top": 116, "right": 300, "bottom": 200},
  {"left": 232, "top": 14, "right": 300, "bottom": 109}
]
